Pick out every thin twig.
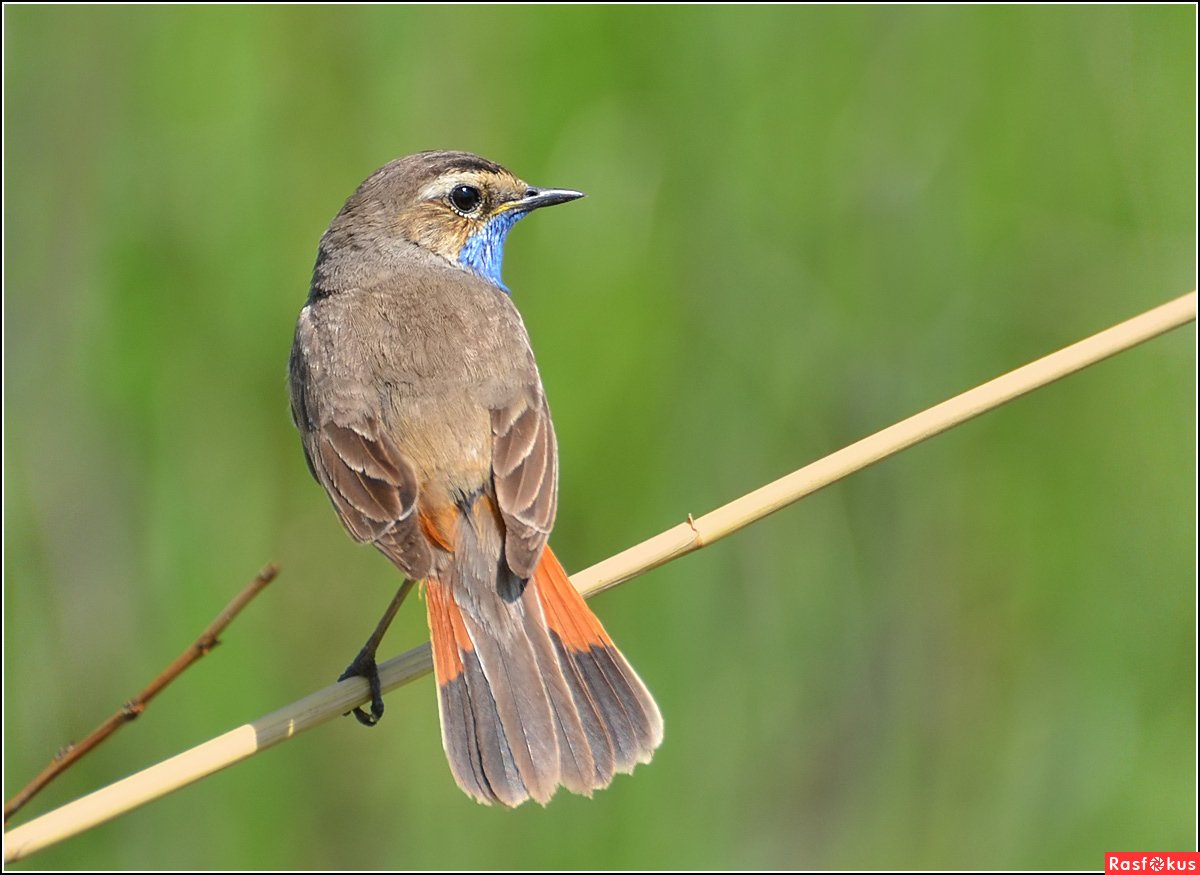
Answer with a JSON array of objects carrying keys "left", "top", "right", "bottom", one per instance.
[
  {"left": 3, "top": 291, "right": 1195, "bottom": 864},
  {"left": 3, "top": 564, "right": 279, "bottom": 824}
]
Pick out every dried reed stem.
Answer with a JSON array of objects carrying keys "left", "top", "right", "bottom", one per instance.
[
  {"left": 4, "top": 291, "right": 1194, "bottom": 864},
  {"left": 4, "top": 564, "right": 278, "bottom": 824}
]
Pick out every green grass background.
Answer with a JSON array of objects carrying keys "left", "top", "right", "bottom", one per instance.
[{"left": 4, "top": 5, "right": 1195, "bottom": 869}]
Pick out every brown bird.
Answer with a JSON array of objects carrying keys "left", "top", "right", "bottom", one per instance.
[{"left": 288, "top": 151, "right": 663, "bottom": 806}]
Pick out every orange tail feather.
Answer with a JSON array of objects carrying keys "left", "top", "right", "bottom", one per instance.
[{"left": 426, "top": 535, "right": 662, "bottom": 806}]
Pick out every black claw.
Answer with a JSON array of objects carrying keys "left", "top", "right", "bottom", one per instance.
[
  {"left": 337, "top": 581, "right": 414, "bottom": 728},
  {"left": 339, "top": 649, "right": 386, "bottom": 727}
]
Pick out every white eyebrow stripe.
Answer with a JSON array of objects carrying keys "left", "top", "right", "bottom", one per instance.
[{"left": 418, "top": 171, "right": 491, "bottom": 202}]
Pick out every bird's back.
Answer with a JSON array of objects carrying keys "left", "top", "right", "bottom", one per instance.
[{"left": 290, "top": 238, "right": 545, "bottom": 507}]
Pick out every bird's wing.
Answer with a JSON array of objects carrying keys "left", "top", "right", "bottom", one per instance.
[
  {"left": 303, "top": 418, "right": 435, "bottom": 581},
  {"left": 289, "top": 305, "right": 438, "bottom": 580},
  {"left": 491, "top": 389, "right": 558, "bottom": 579}
]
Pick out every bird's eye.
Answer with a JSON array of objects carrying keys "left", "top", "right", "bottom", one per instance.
[{"left": 449, "top": 185, "right": 482, "bottom": 214}]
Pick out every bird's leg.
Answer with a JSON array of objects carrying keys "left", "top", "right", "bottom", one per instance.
[{"left": 339, "top": 578, "right": 416, "bottom": 726}]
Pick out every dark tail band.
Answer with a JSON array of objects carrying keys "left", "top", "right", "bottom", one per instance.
[{"left": 427, "top": 537, "right": 662, "bottom": 806}]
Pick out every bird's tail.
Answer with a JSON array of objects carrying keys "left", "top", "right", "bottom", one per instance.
[{"left": 425, "top": 529, "right": 662, "bottom": 807}]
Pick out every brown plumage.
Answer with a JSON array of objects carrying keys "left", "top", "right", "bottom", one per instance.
[{"left": 288, "top": 151, "right": 662, "bottom": 805}]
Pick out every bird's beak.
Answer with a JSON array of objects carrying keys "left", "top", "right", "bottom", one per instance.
[{"left": 504, "top": 187, "right": 586, "bottom": 213}]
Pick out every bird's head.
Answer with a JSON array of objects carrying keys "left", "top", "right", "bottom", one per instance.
[{"left": 323, "top": 151, "right": 584, "bottom": 293}]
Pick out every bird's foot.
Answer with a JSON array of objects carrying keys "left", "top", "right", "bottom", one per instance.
[{"left": 339, "top": 646, "right": 385, "bottom": 727}]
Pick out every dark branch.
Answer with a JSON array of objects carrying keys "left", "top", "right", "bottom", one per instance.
[{"left": 3, "top": 564, "right": 280, "bottom": 824}]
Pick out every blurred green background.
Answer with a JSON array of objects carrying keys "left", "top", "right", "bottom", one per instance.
[{"left": 4, "top": 5, "right": 1195, "bottom": 869}]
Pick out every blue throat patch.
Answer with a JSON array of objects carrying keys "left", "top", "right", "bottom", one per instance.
[{"left": 457, "top": 210, "right": 528, "bottom": 293}]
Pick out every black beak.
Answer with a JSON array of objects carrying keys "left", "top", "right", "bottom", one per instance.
[{"left": 513, "top": 187, "right": 586, "bottom": 212}]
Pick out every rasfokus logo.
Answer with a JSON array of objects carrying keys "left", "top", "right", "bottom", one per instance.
[{"left": 1107, "top": 853, "right": 1200, "bottom": 872}]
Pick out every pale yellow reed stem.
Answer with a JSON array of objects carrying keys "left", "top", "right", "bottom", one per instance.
[{"left": 5, "top": 291, "right": 1194, "bottom": 864}]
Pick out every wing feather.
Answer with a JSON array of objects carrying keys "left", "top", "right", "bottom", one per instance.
[{"left": 491, "top": 391, "right": 558, "bottom": 578}]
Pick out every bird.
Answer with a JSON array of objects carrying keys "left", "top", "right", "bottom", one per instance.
[{"left": 288, "top": 151, "right": 663, "bottom": 806}]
